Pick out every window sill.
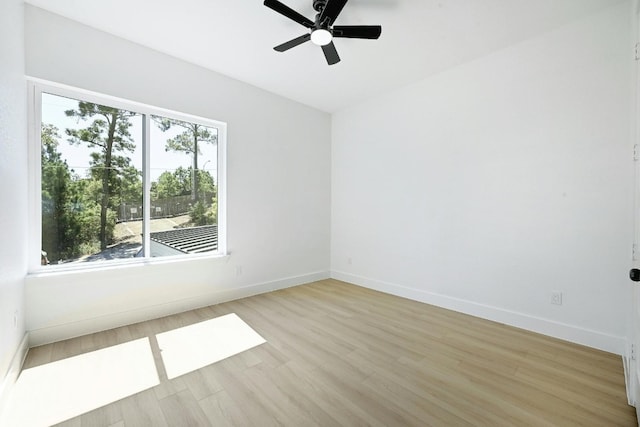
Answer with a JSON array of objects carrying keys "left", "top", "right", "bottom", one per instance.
[{"left": 27, "top": 252, "right": 230, "bottom": 278}]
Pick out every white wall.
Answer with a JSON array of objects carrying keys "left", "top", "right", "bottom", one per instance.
[
  {"left": 0, "top": 0, "right": 28, "bottom": 406},
  {"left": 331, "top": 2, "right": 634, "bottom": 354},
  {"left": 24, "top": 6, "right": 331, "bottom": 345}
]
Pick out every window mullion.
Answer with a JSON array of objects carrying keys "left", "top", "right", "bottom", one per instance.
[
  {"left": 217, "top": 125, "right": 227, "bottom": 255},
  {"left": 142, "top": 114, "right": 151, "bottom": 257}
]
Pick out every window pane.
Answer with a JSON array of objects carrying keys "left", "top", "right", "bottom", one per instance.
[
  {"left": 148, "top": 115, "right": 218, "bottom": 258},
  {"left": 41, "top": 93, "right": 143, "bottom": 265}
]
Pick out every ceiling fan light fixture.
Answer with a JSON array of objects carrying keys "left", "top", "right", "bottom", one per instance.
[{"left": 310, "top": 28, "right": 332, "bottom": 46}]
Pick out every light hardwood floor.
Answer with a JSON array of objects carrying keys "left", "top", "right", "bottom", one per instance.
[{"left": 22, "top": 279, "right": 637, "bottom": 426}]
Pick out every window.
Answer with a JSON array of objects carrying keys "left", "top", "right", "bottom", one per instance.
[{"left": 30, "top": 82, "right": 226, "bottom": 271}]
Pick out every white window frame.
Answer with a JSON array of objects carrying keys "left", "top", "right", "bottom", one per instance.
[{"left": 27, "top": 79, "right": 227, "bottom": 273}]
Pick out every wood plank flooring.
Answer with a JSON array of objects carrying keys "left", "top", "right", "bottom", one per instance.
[{"left": 21, "top": 279, "right": 637, "bottom": 426}]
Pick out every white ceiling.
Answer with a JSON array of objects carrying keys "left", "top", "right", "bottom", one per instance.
[{"left": 24, "top": 0, "right": 624, "bottom": 113}]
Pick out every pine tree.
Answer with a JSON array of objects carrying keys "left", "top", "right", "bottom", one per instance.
[{"left": 66, "top": 102, "right": 137, "bottom": 250}]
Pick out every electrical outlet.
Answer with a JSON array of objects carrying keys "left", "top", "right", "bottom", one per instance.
[
  {"left": 347, "top": 257, "right": 352, "bottom": 265},
  {"left": 236, "top": 265, "right": 243, "bottom": 277},
  {"left": 551, "top": 291, "right": 563, "bottom": 305}
]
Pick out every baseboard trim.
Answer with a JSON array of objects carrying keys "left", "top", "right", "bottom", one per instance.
[
  {"left": 623, "top": 344, "right": 634, "bottom": 406},
  {"left": 331, "top": 271, "right": 626, "bottom": 355},
  {"left": 0, "top": 333, "right": 29, "bottom": 418},
  {"left": 29, "top": 271, "right": 330, "bottom": 346}
]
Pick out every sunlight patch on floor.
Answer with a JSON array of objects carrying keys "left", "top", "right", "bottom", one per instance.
[
  {"left": 157, "top": 313, "right": 266, "bottom": 379},
  {"left": 2, "top": 338, "right": 159, "bottom": 427}
]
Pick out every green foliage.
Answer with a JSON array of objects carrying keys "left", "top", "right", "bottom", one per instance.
[
  {"left": 152, "top": 167, "right": 216, "bottom": 200},
  {"left": 152, "top": 167, "right": 191, "bottom": 199},
  {"left": 154, "top": 116, "right": 217, "bottom": 202},
  {"left": 153, "top": 172, "right": 180, "bottom": 199},
  {"left": 152, "top": 167, "right": 217, "bottom": 223},
  {"left": 189, "top": 201, "right": 208, "bottom": 226},
  {"left": 174, "top": 167, "right": 193, "bottom": 193},
  {"left": 66, "top": 102, "right": 136, "bottom": 154},
  {"left": 41, "top": 124, "right": 119, "bottom": 262},
  {"left": 75, "top": 202, "right": 116, "bottom": 250},
  {"left": 189, "top": 197, "right": 217, "bottom": 226},
  {"left": 154, "top": 117, "right": 217, "bottom": 157},
  {"left": 41, "top": 124, "right": 79, "bottom": 262},
  {"left": 65, "top": 102, "right": 139, "bottom": 250},
  {"left": 206, "top": 198, "right": 218, "bottom": 224},
  {"left": 196, "top": 169, "right": 216, "bottom": 198},
  {"left": 117, "top": 165, "right": 143, "bottom": 204}
]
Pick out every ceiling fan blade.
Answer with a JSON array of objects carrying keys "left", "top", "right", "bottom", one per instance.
[
  {"left": 319, "top": 0, "right": 348, "bottom": 26},
  {"left": 264, "top": 0, "right": 314, "bottom": 29},
  {"left": 332, "top": 25, "right": 381, "bottom": 39},
  {"left": 274, "top": 34, "right": 311, "bottom": 52},
  {"left": 321, "top": 41, "right": 340, "bottom": 65}
]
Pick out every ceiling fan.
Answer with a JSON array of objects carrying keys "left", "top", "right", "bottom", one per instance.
[{"left": 263, "top": 0, "right": 382, "bottom": 65}]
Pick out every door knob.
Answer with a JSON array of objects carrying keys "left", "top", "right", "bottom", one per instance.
[{"left": 631, "top": 269, "right": 640, "bottom": 282}]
